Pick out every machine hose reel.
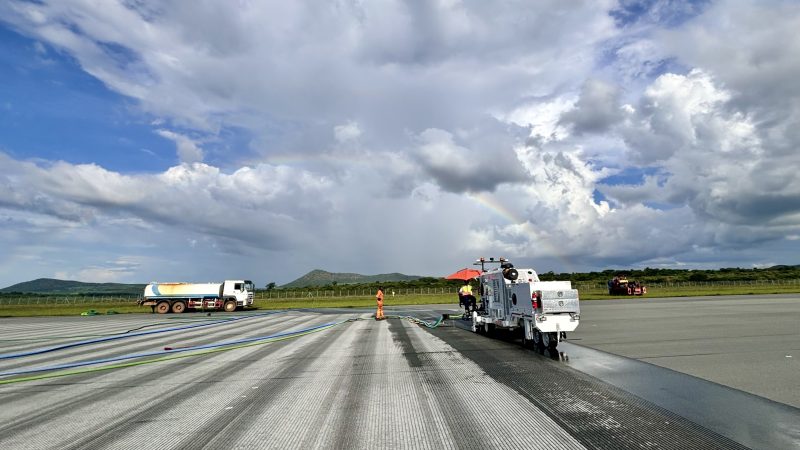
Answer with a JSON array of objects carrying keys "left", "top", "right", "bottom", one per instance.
[{"left": 503, "top": 268, "right": 519, "bottom": 281}]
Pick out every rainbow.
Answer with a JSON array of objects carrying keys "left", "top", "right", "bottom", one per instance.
[
  {"left": 469, "top": 192, "right": 574, "bottom": 271},
  {"left": 264, "top": 153, "right": 371, "bottom": 167},
  {"left": 260, "top": 156, "right": 574, "bottom": 270}
]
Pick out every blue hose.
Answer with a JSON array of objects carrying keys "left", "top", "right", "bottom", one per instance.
[
  {"left": 0, "top": 311, "right": 284, "bottom": 361},
  {"left": 0, "top": 320, "right": 344, "bottom": 377}
]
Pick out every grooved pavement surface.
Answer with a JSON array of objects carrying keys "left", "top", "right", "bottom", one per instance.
[{"left": 0, "top": 311, "right": 751, "bottom": 449}]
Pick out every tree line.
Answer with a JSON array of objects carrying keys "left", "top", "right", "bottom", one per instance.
[{"left": 264, "top": 265, "right": 800, "bottom": 292}]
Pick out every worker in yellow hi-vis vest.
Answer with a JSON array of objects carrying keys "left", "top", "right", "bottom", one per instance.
[
  {"left": 459, "top": 280, "right": 476, "bottom": 315},
  {"left": 375, "top": 286, "right": 386, "bottom": 320}
]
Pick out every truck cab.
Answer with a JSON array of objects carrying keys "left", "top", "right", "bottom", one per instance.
[{"left": 222, "top": 280, "right": 255, "bottom": 309}]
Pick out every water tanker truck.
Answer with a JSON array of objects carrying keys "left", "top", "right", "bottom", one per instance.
[
  {"left": 471, "top": 258, "right": 580, "bottom": 350},
  {"left": 139, "top": 280, "right": 255, "bottom": 314}
]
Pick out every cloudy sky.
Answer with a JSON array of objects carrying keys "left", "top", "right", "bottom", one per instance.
[{"left": 1, "top": 0, "right": 799, "bottom": 287}]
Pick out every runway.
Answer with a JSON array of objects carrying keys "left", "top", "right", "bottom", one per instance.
[{"left": 0, "top": 296, "right": 798, "bottom": 449}]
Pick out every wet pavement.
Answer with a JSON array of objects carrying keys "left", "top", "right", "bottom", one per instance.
[
  {"left": 447, "top": 318, "right": 799, "bottom": 450},
  {"left": 569, "top": 294, "right": 800, "bottom": 408}
]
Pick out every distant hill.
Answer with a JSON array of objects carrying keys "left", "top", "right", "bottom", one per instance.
[
  {"left": 0, "top": 278, "right": 145, "bottom": 295},
  {"left": 282, "top": 269, "right": 421, "bottom": 288}
]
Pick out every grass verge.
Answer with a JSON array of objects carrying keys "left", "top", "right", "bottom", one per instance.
[{"left": 0, "top": 303, "right": 142, "bottom": 317}]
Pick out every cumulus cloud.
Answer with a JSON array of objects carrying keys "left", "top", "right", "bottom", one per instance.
[
  {"left": 156, "top": 130, "right": 204, "bottom": 163},
  {"left": 620, "top": 69, "right": 734, "bottom": 164},
  {"left": 0, "top": 152, "right": 334, "bottom": 252},
  {"left": 1, "top": 0, "right": 799, "bottom": 286},
  {"left": 660, "top": 0, "right": 800, "bottom": 109},
  {"left": 0, "top": 0, "right": 617, "bottom": 141},
  {"left": 334, "top": 121, "right": 361, "bottom": 143},
  {"left": 614, "top": 68, "right": 800, "bottom": 229},
  {"left": 463, "top": 150, "right": 701, "bottom": 269},
  {"left": 412, "top": 120, "right": 529, "bottom": 193},
  {"left": 560, "top": 79, "right": 624, "bottom": 134}
]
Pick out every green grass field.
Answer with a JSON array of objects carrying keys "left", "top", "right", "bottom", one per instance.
[
  {"left": 1, "top": 284, "right": 799, "bottom": 317},
  {"left": 579, "top": 283, "right": 800, "bottom": 299}
]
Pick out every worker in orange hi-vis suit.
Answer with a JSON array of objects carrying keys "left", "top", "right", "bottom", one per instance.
[{"left": 375, "top": 286, "right": 386, "bottom": 320}]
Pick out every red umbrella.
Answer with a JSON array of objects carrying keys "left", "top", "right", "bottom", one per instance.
[{"left": 444, "top": 268, "right": 482, "bottom": 280}]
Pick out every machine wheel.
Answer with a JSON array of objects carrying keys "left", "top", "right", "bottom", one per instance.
[
  {"left": 549, "top": 332, "right": 560, "bottom": 349},
  {"left": 532, "top": 330, "right": 543, "bottom": 349},
  {"left": 156, "top": 301, "right": 170, "bottom": 314},
  {"left": 484, "top": 323, "right": 493, "bottom": 336},
  {"left": 171, "top": 301, "right": 186, "bottom": 314},
  {"left": 223, "top": 300, "right": 237, "bottom": 312},
  {"left": 542, "top": 332, "right": 559, "bottom": 350}
]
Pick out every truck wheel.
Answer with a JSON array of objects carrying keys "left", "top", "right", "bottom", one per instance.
[
  {"left": 224, "top": 300, "right": 237, "bottom": 312},
  {"left": 171, "top": 301, "right": 186, "bottom": 314},
  {"left": 156, "top": 301, "right": 170, "bottom": 314}
]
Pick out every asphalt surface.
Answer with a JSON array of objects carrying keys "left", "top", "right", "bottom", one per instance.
[
  {"left": 0, "top": 297, "right": 797, "bottom": 449},
  {"left": 569, "top": 294, "right": 800, "bottom": 408}
]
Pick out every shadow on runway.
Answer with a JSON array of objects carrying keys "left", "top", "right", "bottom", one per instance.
[{"left": 441, "top": 315, "right": 800, "bottom": 450}]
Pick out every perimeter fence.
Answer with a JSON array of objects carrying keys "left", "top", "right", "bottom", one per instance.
[
  {"left": 2, "top": 278, "right": 799, "bottom": 305},
  {"left": 0, "top": 289, "right": 460, "bottom": 305},
  {"left": 256, "top": 287, "right": 460, "bottom": 300}
]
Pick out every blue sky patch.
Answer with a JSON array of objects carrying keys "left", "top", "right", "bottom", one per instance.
[
  {"left": 592, "top": 189, "right": 609, "bottom": 206},
  {"left": 0, "top": 26, "right": 172, "bottom": 173},
  {"left": 598, "top": 166, "right": 661, "bottom": 186},
  {"left": 610, "top": 0, "right": 711, "bottom": 28}
]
